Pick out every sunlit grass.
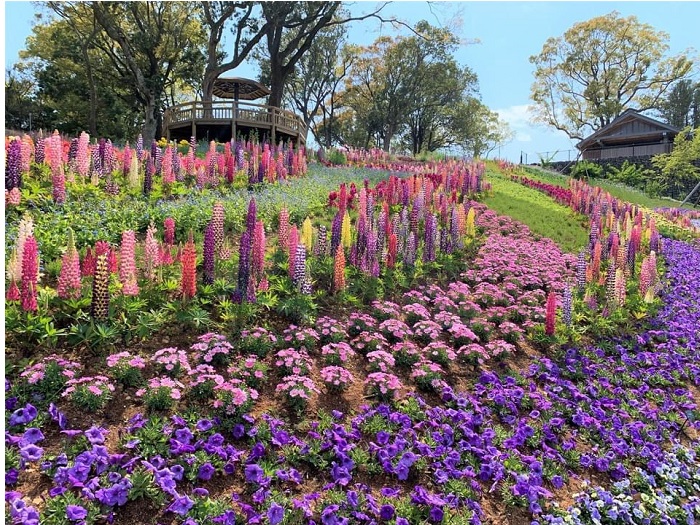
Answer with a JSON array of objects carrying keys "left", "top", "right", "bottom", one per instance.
[{"left": 483, "top": 169, "right": 590, "bottom": 254}]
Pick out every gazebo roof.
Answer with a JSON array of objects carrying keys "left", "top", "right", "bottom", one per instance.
[{"left": 212, "top": 77, "right": 270, "bottom": 100}]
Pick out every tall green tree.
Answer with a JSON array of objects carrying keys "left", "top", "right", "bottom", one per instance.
[
  {"left": 658, "top": 79, "right": 700, "bottom": 129},
  {"left": 90, "top": 1, "right": 207, "bottom": 142},
  {"left": 530, "top": 11, "right": 693, "bottom": 140},
  {"left": 339, "top": 21, "right": 478, "bottom": 152}
]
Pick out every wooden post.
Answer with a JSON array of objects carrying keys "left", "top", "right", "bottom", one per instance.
[
  {"left": 191, "top": 101, "right": 197, "bottom": 140},
  {"left": 271, "top": 107, "right": 277, "bottom": 146},
  {"left": 232, "top": 101, "right": 237, "bottom": 142}
]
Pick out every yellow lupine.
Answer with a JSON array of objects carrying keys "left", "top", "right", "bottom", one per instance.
[
  {"left": 466, "top": 208, "right": 476, "bottom": 238},
  {"left": 341, "top": 212, "right": 352, "bottom": 248},
  {"left": 301, "top": 217, "right": 313, "bottom": 250}
]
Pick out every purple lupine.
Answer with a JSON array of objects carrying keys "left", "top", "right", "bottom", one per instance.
[
  {"left": 301, "top": 267, "right": 312, "bottom": 295},
  {"left": 104, "top": 139, "right": 115, "bottom": 174},
  {"left": 91, "top": 145, "right": 102, "bottom": 179},
  {"left": 589, "top": 222, "right": 599, "bottom": 251},
  {"left": 293, "top": 244, "right": 306, "bottom": 289},
  {"left": 246, "top": 198, "right": 257, "bottom": 235},
  {"left": 451, "top": 207, "right": 462, "bottom": 250},
  {"left": 330, "top": 211, "right": 342, "bottom": 258},
  {"left": 5, "top": 139, "right": 22, "bottom": 190},
  {"left": 203, "top": 221, "right": 216, "bottom": 285},
  {"left": 236, "top": 230, "right": 252, "bottom": 300},
  {"left": 235, "top": 140, "right": 245, "bottom": 170},
  {"left": 650, "top": 229, "right": 660, "bottom": 253},
  {"left": 189, "top": 135, "right": 197, "bottom": 153},
  {"left": 144, "top": 157, "right": 154, "bottom": 195},
  {"left": 151, "top": 141, "right": 160, "bottom": 171},
  {"left": 423, "top": 214, "right": 437, "bottom": 262},
  {"left": 410, "top": 204, "right": 420, "bottom": 235},
  {"left": 576, "top": 250, "right": 587, "bottom": 294},
  {"left": 68, "top": 138, "right": 79, "bottom": 167},
  {"left": 563, "top": 284, "right": 572, "bottom": 327},
  {"left": 405, "top": 231, "right": 417, "bottom": 267}
]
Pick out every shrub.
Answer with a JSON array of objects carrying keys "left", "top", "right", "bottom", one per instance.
[
  {"left": 106, "top": 351, "right": 146, "bottom": 387},
  {"left": 327, "top": 150, "right": 347, "bottom": 166},
  {"left": 136, "top": 377, "right": 185, "bottom": 412},
  {"left": 570, "top": 161, "right": 603, "bottom": 179}
]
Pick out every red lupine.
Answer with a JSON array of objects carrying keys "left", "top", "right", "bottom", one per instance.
[
  {"left": 6, "top": 281, "right": 21, "bottom": 302},
  {"left": 387, "top": 232, "right": 397, "bottom": 268},
  {"left": 334, "top": 245, "right": 346, "bottom": 293},
  {"left": 91, "top": 254, "right": 110, "bottom": 321},
  {"left": 164, "top": 217, "right": 176, "bottom": 246},
  {"left": 82, "top": 246, "right": 96, "bottom": 277},
  {"left": 58, "top": 229, "right": 82, "bottom": 299},
  {"left": 20, "top": 236, "right": 39, "bottom": 312},
  {"left": 544, "top": 291, "right": 556, "bottom": 336},
  {"left": 181, "top": 233, "right": 197, "bottom": 299}
]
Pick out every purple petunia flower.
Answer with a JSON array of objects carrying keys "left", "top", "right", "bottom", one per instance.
[
  {"left": 268, "top": 502, "right": 284, "bottom": 525},
  {"left": 9, "top": 404, "right": 38, "bottom": 426},
  {"left": 198, "top": 463, "right": 216, "bottom": 481},
  {"left": 245, "top": 464, "right": 264, "bottom": 484},
  {"left": 379, "top": 504, "right": 395, "bottom": 520},
  {"left": 168, "top": 495, "right": 195, "bottom": 515},
  {"left": 20, "top": 444, "right": 43, "bottom": 462},
  {"left": 196, "top": 419, "right": 213, "bottom": 432},
  {"left": 21, "top": 428, "right": 44, "bottom": 444},
  {"left": 66, "top": 504, "right": 88, "bottom": 521},
  {"left": 84, "top": 426, "right": 106, "bottom": 445}
]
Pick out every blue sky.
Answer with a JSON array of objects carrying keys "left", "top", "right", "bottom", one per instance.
[{"left": 4, "top": 1, "right": 699, "bottom": 161}]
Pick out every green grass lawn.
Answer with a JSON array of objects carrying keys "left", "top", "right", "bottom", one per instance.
[
  {"left": 520, "top": 165, "right": 692, "bottom": 209},
  {"left": 483, "top": 169, "right": 590, "bottom": 254}
]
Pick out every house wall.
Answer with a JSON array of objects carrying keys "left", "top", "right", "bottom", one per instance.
[{"left": 582, "top": 142, "right": 673, "bottom": 160}]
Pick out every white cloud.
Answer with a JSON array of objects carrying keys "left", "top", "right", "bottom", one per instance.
[{"left": 494, "top": 104, "right": 534, "bottom": 130}]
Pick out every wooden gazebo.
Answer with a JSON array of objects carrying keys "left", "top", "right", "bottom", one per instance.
[{"left": 163, "top": 77, "right": 306, "bottom": 145}]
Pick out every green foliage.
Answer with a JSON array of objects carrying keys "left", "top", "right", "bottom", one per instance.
[
  {"left": 569, "top": 160, "right": 603, "bottom": 180},
  {"left": 651, "top": 127, "right": 700, "bottom": 198},
  {"left": 326, "top": 149, "right": 347, "bottom": 166}
]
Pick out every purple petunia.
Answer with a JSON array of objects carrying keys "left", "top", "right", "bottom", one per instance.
[{"left": 66, "top": 504, "right": 88, "bottom": 521}]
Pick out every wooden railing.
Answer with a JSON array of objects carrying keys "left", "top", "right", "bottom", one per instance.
[{"left": 162, "top": 100, "right": 307, "bottom": 141}]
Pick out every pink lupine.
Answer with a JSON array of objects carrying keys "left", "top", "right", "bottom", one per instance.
[
  {"left": 119, "top": 230, "right": 139, "bottom": 295},
  {"left": 58, "top": 229, "right": 82, "bottom": 299},
  {"left": 164, "top": 217, "right": 175, "bottom": 246},
  {"left": 162, "top": 145, "right": 174, "bottom": 185},
  {"left": 77, "top": 132, "right": 90, "bottom": 178},
  {"left": 252, "top": 220, "right": 265, "bottom": 281},
  {"left": 144, "top": 223, "right": 159, "bottom": 278},
  {"left": 20, "top": 236, "right": 39, "bottom": 312},
  {"left": 278, "top": 207, "right": 290, "bottom": 252},
  {"left": 288, "top": 225, "right": 299, "bottom": 279},
  {"left": 544, "top": 291, "right": 556, "bottom": 336}
]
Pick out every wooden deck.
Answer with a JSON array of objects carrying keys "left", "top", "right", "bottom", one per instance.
[{"left": 163, "top": 101, "right": 307, "bottom": 145}]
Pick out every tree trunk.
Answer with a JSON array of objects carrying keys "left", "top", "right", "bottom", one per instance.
[{"left": 142, "top": 97, "right": 159, "bottom": 146}]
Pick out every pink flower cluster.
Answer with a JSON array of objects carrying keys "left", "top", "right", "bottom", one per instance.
[
  {"left": 274, "top": 348, "right": 314, "bottom": 376},
  {"left": 319, "top": 366, "right": 355, "bottom": 392},
  {"left": 151, "top": 348, "right": 191, "bottom": 377},
  {"left": 320, "top": 342, "right": 356, "bottom": 365},
  {"left": 364, "top": 372, "right": 403, "bottom": 400},
  {"left": 136, "top": 377, "right": 185, "bottom": 400},
  {"left": 190, "top": 333, "right": 234, "bottom": 365},
  {"left": 20, "top": 355, "right": 82, "bottom": 385},
  {"left": 106, "top": 351, "right": 146, "bottom": 370}
]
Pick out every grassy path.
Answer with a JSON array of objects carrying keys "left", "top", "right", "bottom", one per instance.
[{"left": 482, "top": 168, "right": 590, "bottom": 253}]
